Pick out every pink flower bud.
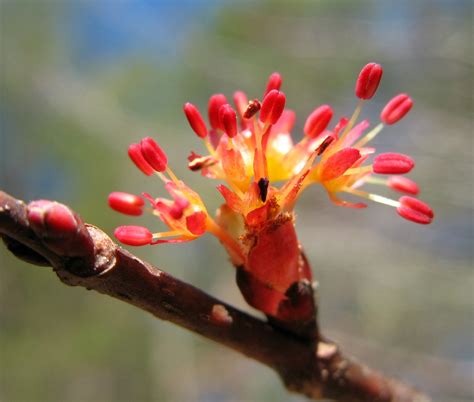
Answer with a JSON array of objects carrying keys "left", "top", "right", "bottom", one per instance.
[
  {"left": 108, "top": 192, "right": 145, "bottom": 216},
  {"left": 259, "top": 89, "right": 286, "bottom": 125},
  {"left": 28, "top": 200, "right": 79, "bottom": 235},
  {"left": 114, "top": 225, "right": 153, "bottom": 246},
  {"left": 208, "top": 93, "right": 227, "bottom": 130},
  {"left": 374, "top": 153, "right": 415, "bottom": 174},
  {"left": 218, "top": 104, "right": 238, "bottom": 138},
  {"left": 381, "top": 94, "right": 413, "bottom": 125},
  {"left": 355, "top": 63, "right": 383, "bottom": 99},
  {"left": 140, "top": 137, "right": 168, "bottom": 172},
  {"left": 183, "top": 103, "right": 208, "bottom": 138},
  {"left": 397, "top": 196, "right": 434, "bottom": 224},
  {"left": 128, "top": 143, "right": 154, "bottom": 176},
  {"left": 303, "top": 105, "right": 333, "bottom": 139},
  {"left": 387, "top": 176, "right": 419, "bottom": 195},
  {"left": 263, "top": 72, "right": 282, "bottom": 97}
]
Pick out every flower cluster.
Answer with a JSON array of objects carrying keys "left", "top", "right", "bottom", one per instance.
[{"left": 109, "top": 63, "right": 434, "bottom": 325}]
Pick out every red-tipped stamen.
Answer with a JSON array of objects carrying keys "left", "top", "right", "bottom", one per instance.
[
  {"left": 263, "top": 72, "right": 282, "bottom": 97},
  {"left": 128, "top": 143, "right": 154, "bottom": 176},
  {"left": 108, "top": 192, "right": 145, "bottom": 216},
  {"left": 208, "top": 94, "right": 228, "bottom": 130},
  {"left": 114, "top": 225, "right": 153, "bottom": 246},
  {"left": 259, "top": 89, "right": 286, "bottom": 125},
  {"left": 381, "top": 94, "right": 413, "bottom": 125},
  {"left": 219, "top": 104, "right": 238, "bottom": 138},
  {"left": 304, "top": 105, "right": 333, "bottom": 139},
  {"left": 183, "top": 103, "right": 208, "bottom": 138},
  {"left": 355, "top": 63, "right": 383, "bottom": 100},
  {"left": 140, "top": 137, "right": 168, "bottom": 173},
  {"left": 387, "top": 176, "right": 420, "bottom": 195},
  {"left": 373, "top": 153, "right": 414, "bottom": 174},
  {"left": 397, "top": 196, "right": 434, "bottom": 224}
]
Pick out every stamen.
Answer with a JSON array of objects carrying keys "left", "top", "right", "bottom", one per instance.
[
  {"left": 339, "top": 99, "right": 364, "bottom": 142},
  {"left": 263, "top": 72, "right": 282, "bottom": 97},
  {"left": 346, "top": 188, "right": 400, "bottom": 208},
  {"left": 373, "top": 153, "right": 414, "bottom": 174},
  {"left": 114, "top": 225, "right": 153, "bottom": 246},
  {"left": 128, "top": 143, "right": 154, "bottom": 176},
  {"left": 208, "top": 94, "right": 228, "bottom": 130},
  {"left": 304, "top": 105, "right": 333, "bottom": 139},
  {"left": 219, "top": 104, "right": 238, "bottom": 138},
  {"left": 381, "top": 94, "right": 413, "bottom": 125},
  {"left": 354, "top": 122, "right": 384, "bottom": 148},
  {"left": 140, "top": 137, "right": 168, "bottom": 173},
  {"left": 183, "top": 103, "right": 208, "bottom": 138},
  {"left": 355, "top": 63, "right": 383, "bottom": 100},
  {"left": 108, "top": 192, "right": 145, "bottom": 216},
  {"left": 396, "top": 196, "right": 434, "bottom": 224},
  {"left": 343, "top": 165, "right": 373, "bottom": 176}
]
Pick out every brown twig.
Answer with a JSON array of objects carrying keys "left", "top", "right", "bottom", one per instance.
[{"left": 0, "top": 190, "right": 430, "bottom": 402}]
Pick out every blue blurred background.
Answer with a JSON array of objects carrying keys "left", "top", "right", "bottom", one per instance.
[{"left": 1, "top": 0, "right": 472, "bottom": 401}]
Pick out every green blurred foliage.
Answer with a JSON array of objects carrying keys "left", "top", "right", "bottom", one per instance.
[{"left": 1, "top": 0, "right": 472, "bottom": 401}]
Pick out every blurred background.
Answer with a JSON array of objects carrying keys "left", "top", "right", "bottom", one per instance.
[{"left": 0, "top": 0, "right": 472, "bottom": 401}]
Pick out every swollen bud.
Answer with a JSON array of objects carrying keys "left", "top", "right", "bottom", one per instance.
[
  {"left": 381, "top": 94, "right": 413, "bottom": 125},
  {"left": 355, "top": 63, "right": 383, "bottom": 100},
  {"left": 303, "top": 105, "right": 333, "bottom": 139}
]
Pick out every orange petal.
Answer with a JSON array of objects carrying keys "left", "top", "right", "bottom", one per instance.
[{"left": 320, "top": 148, "right": 361, "bottom": 181}]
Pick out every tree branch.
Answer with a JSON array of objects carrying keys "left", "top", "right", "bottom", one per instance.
[{"left": 0, "top": 190, "right": 430, "bottom": 402}]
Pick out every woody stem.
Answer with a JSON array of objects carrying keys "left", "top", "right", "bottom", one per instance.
[{"left": 0, "top": 190, "right": 429, "bottom": 402}]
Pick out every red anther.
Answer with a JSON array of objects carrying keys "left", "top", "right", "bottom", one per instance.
[
  {"left": 263, "top": 72, "right": 282, "bottom": 97},
  {"left": 218, "top": 104, "right": 238, "bottom": 138},
  {"left": 233, "top": 91, "right": 248, "bottom": 117},
  {"left": 355, "top": 63, "right": 383, "bottom": 100},
  {"left": 315, "top": 134, "right": 335, "bottom": 156},
  {"left": 108, "top": 192, "right": 145, "bottom": 216},
  {"left": 183, "top": 103, "right": 208, "bottom": 138},
  {"left": 114, "top": 225, "right": 153, "bottom": 246},
  {"left": 140, "top": 137, "right": 168, "bottom": 172},
  {"left": 208, "top": 93, "right": 228, "bottom": 130},
  {"left": 374, "top": 153, "right": 414, "bottom": 174},
  {"left": 128, "top": 143, "right": 154, "bottom": 176},
  {"left": 259, "top": 89, "right": 286, "bottom": 125},
  {"left": 397, "top": 196, "right": 434, "bottom": 224},
  {"left": 380, "top": 93, "right": 413, "bottom": 125},
  {"left": 387, "top": 176, "right": 419, "bottom": 195},
  {"left": 304, "top": 105, "right": 333, "bottom": 139},
  {"left": 243, "top": 99, "right": 261, "bottom": 119}
]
